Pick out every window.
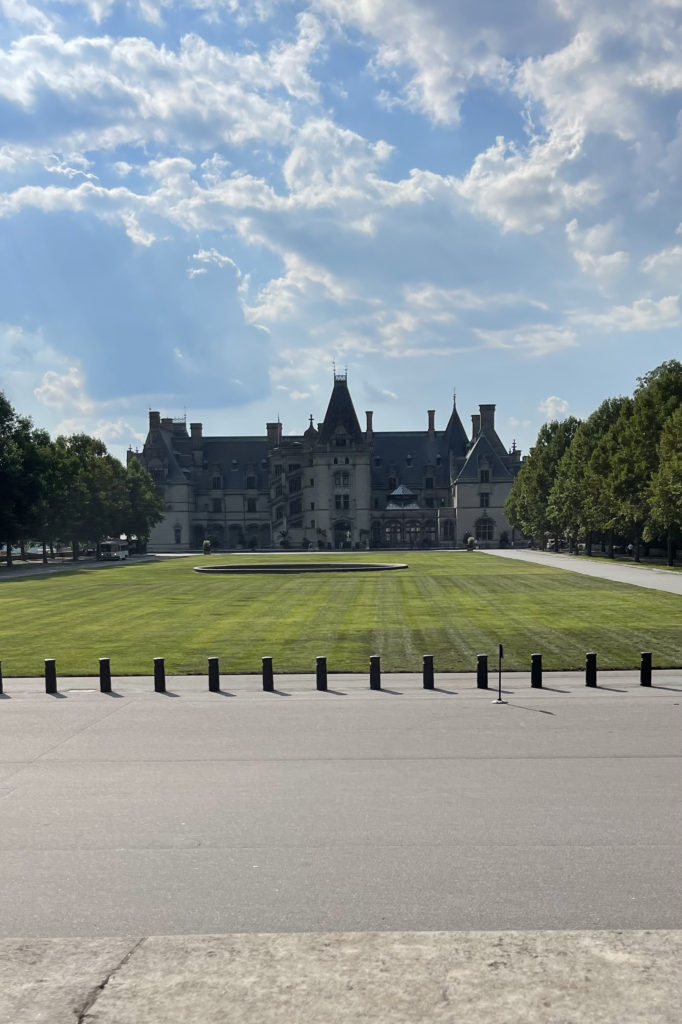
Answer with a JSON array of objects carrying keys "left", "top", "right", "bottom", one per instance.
[
  {"left": 334, "top": 471, "right": 350, "bottom": 486},
  {"left": 406, "top": 454, "right": 412, "bottom": 466},
  {"left": 374, "top": 457, "right": 382, "bottom": 467},
  {"left": 174, "top": 525, "right": 182, "bottom": 545},
  {"left": 288, "top": 463, "right": 300, "bottom": 472},
  {"left": 480, "top": 493, "right": 490, "bottom": 508},
  {"left": 310, "top": 519, "right": 315, "bottom": 528},
  {"left": 288, "top": 476, "right": 301, "bottom": 493},
  {"left": 232, "top": 459, "right": 238, "bottom": 469},
  {"left": 211, "top": 475, "right": 221, "bottom": 490},
  {"left": 425, "top": 497, "right": 434, "bottom": 508},
  {"left": 425, "top": 476, "right": 434, "bottom": 489},
  {"left": 247, "top": 498, "right": 257, "bottom": 513},
  {"left": 275, "top": 465, "right": 283, "bottom": 477},
  {"left": 246, "top": 475, "right": 256, "bottom": 489},
  {"left": 289, "top": 499, "right": 302, "bottom": 516},
  {"left": 374, "top": 498, "right": 380, "bottom": 509},
  {"left": 212, "top": 498, "right": 222, "bottom": 513},
  {"left": 335, "top": 494, "right": 350, "bottom": 510},
  {"left": 310, "top": 501, "right": 315, "bottom": 511},
  {"left": 480, "top": 469, "right": 490, "bottom": 483},
  {"left": 344, "top": 457, "right": 349, "bottom": 464},
  {"left": 388, "top": 476, "right": 397, "bottom": 490},
  {"left": 335, "top": 438, "right": 346, "bottom": 447},
  {"left": 275, "top": 483, "right": 283, "bottom": 497},
  {"left": 274, "top": 505, "right": 284, "bottom": 522},
  {"left": 436, "top": 455, "right": 441, "bottom": 466},
  {"left": 475, "top": 517, "right": 494, "bottom": 541},
  {"left": 309, "top": 478, "right": 314, "bottom": 487}
]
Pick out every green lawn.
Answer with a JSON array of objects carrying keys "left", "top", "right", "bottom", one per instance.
[{"left": 1, "top": 551, "right": 680, "bottom": 676}]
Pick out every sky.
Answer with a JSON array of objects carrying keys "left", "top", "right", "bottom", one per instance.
[{"left": 1, "top": 0, "right": 681, "bottom": 462}]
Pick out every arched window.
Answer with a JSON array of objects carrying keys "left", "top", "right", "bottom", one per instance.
[
  {"left": 211, "top": 475, "right": 222, "bottom": 490},
  {"left": 441, "top": 520, "right": 454, "bottom": 541}
]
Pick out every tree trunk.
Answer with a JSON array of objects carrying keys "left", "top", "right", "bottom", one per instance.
[
  {"left": 607, "top": 530, "right": 614, "bottom": 558},
  {"left": 586, "top": 531, "right": 593, "bottom": 557},
  {"left": 72, "top": 539, "right": 79, "bottom": 561},
  {"left": 668, "top": 533, "right": 674, "bottom": 568},
  {"left": 634, "top": 535, "right": 641, "bottom": 562},
  {"left": 5, "top": 542, "right": 11, "bottom": 567},
  {"left": 42, "top": 541, "right": 48, "bottom": 565}
]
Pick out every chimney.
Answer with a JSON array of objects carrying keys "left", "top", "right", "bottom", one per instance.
[
  {"left": 365, "top": 410, "right": 373, "bottom": 440},
  {"left": 266, "top": 421, "right": 282, "bottom": 447},
  {"left": 161, "top": 417, "right": 173, "bottom": 429},
  {"left": 190, "top": 422, "right": 203, "bottom": 449},
  {"left": 149, "top": 411, "right": 160, "bottom": 430},
  {"left": 427, "top": 410, "right": 435, "bottom": 436},
  {"left": 479, "top": 404, "right": 495, "bottom": 433},
  {"left": 471, "top": 414, "right": 481, "bottom": 440}
]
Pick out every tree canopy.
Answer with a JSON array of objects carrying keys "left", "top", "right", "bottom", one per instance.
[
  {"left": 0, "top": 394, "right": 163, "bottom": 562},
  {"left": 505, "top": 360, "right": 682, "bottom": 564}
]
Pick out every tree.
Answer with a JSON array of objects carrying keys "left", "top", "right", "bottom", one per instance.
[
  {"left": 122, "top": 457, "right": 165, "bottom": 543},
  {"left": 505, "top": 417, "right": 579, "bottom": 544},
  {"left": 550, "top": 396, "right": 631, "bottom": 554},
  {"left": 648, "top": 405, "right": 682, "bottom": 566}
]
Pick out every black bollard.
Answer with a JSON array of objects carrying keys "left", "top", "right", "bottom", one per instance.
[
  {"left": 99, "top": 657, "right": 112, "bottom": 694},
  {"left": 153, "top": 657, "right": 166, "bottom": 693},
  {"left": 45, "top": 658, "right": 57, "bottom": 695},
  {"left": 262, "top": 656, "right": 274, "bottom": 692},
  {"left": 585, "top": 652, "right": 597, "bottom": 687},
  {"left": 208, "top": 656, "right": 220, "bottom": 692},
  {"left": 476, "top": 654, "right": 488, "bottom": 689},
  {"left": 316, "top": 656, "right": 328, "bottom": 692},
  {"left": 422, "top": 654, "right": 434, "bottom": 690},
  {"left": 369, "top": 655, "right": 381, "bottom": 690},
  {"left": 530, "top": 653, "right": 542, "bottom": 688},
  {"left": 640, "top": 651, "right": 652, "bottom": 687}
]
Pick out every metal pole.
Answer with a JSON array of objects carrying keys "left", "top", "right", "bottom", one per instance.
[{"left": 493, "top": 644, "right": 506, "bottom": 704}]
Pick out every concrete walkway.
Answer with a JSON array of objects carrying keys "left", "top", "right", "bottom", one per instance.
[
  {"left": 2, "top": 930, "right": 680, "bottom": 1024},
  {"left": 481, "top": 547, "right": 682, "bottom": 595}
]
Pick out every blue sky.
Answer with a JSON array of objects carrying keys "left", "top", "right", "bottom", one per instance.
[{"left": 1, "top": 0, "right": 681, "bottom": 460}]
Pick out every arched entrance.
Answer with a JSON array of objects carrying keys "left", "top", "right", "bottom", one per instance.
[{"left": 334, "top": 519, "right": 352, "bottom": 549}]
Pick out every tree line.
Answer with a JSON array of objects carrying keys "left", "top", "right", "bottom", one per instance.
[
  {"left": 0, "top": 393, "right": 164, "bottom": 566},
  {"left": 505, "top": 361, "right": 682, "bottom": 565}
]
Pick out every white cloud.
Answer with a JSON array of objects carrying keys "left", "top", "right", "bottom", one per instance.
[
  {"left": 475, "top": 324, "right": 578, "bottom": 357},
  {"left": 34, "top": 365, "right": 94, "bottom": 415},
  {"left": 565, "top": 218, "right": 628, "bottom": 277},
  {"left": 574, "top": 295, "right": 680, "bottom": 332},
  {"left": 641, "top": 245, "right": 682, "bottom": 274},
  {"left": 538, "top": 395, "right": 570, "bottom": 419},
  {"left": 191, "top": 248, "right": 241, "bottom": 274}
]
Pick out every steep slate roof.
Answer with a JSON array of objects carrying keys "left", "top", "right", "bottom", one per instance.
[
  {"left": 318, "top": 376, "right": 364, "bottom": 444},
  {"left": 442, "top": 398, "right": 470, "bottom": 458},
  {"left": 201, "top": 437, "right": 270, "bottom": 490},
  {"left": 454, "top": 431, "right": 514, "bottom": 482}
]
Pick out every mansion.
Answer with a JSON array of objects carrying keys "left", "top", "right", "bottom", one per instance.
[{"left": 132, "top": 373, "right": 522, "bottom": 551}]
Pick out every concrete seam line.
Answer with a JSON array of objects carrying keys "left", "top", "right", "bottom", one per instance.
[{"left": 75, "top": 937, "right": 146, "bottom": 1023}]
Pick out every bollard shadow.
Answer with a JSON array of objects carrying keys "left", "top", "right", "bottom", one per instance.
[
  {"left": 0, "top": 692, "right": 10, "bottom": 699},
  {"left": 595, "top": 685, "right": 627, "bottom": 692},
  {"left": 211, "top": 688, "right": 236, "bottom": 697},
  {"left": 324, "top": 688, "right": 347, "bottom": 695},
  {"left": 432, "top": 686, "right": 457, "bottom": 694},
  {"left": 48, "top": 691, "right": 67, "bottom": 698},
  {"left": 540, "top": 686, "right": 571, "bottom": 693},
  {"left": 372, "top": 687, "right": 402, "bottom": 695},
  {"left": 651, "top": 684, "right": 682, "bottom": 691},
  {"left": 264, "top": 688, "right": 290, "bottom": 696},
  {"left": 157, "top": 690, "right": 180, "bottom": 697},
  {"left": 104, "top": 690, "right": 125, "bottom": 698}
]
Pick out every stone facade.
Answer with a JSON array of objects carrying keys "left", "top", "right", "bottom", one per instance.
[{"left": 131, "top": 374, "right": 522, "bottom": 551}]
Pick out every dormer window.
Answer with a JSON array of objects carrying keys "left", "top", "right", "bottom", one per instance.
[
  {"left": 211, "top": 475, "right": 221, "bottom": 490},
  {"left": 335, "top": 438, "right": 347, "bottom": 447},
  {"left": 480, "top": 469, "right": 490, "bottom": 483}
]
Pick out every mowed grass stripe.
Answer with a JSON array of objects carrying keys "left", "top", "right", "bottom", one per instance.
[{"left": 0, "top": 552, "right": 679, "bottom": 675}]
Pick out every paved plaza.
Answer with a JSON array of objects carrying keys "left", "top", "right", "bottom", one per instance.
[{"left": 1, "top": 553, "right": 680, "bottom": 1022}]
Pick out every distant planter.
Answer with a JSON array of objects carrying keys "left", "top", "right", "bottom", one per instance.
[{"left": 203, "top": 540, "right": 211, "bottom": 555}]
